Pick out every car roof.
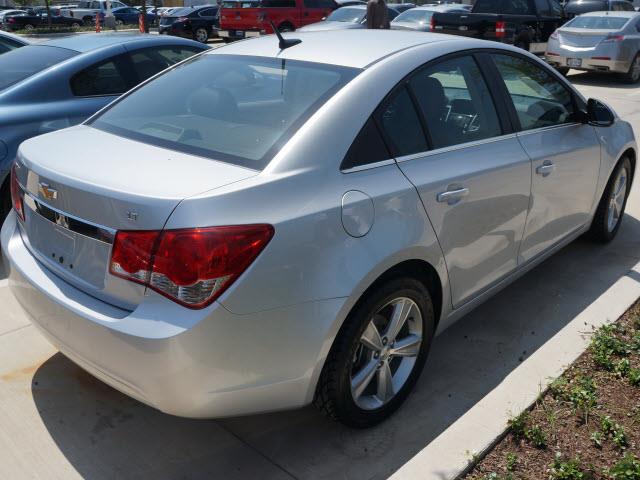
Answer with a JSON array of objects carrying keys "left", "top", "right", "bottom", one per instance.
[
  {"left": 580, "top": 9, "right": 639, "bottom": 16},
  {"left": 40, "top": 33, "right": 172, "bottom": 52},
  {"left": 212, "top": 30, "right": 470, "bottom": 68}
]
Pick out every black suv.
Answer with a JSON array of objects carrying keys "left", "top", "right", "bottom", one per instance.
[{"left": 159, "top": 5, "right": 219, "bottom": 43}]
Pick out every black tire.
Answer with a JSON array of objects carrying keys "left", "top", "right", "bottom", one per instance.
[
  {"left": 622, "top": 53, "right": 640, "bottom": 84},
  {"left": 315, "top": 277, "right": 435, "bottom": 428},
  {"left": 514, "top": 36, "right": 530, "bottom": 51},
  {"left": 555, "top": 66, "right": 570, "bottom": 77},
  {"left": 24, "top": 23, "right": 36, "bottom": 30},
  {"left": 194, "top": 27, "right": 208, "bottom": 43},
  {"left": 589, "top": 157, "right": 632, "bottom": 243},
  {"left": 0, "top": 178, "right": 11, "bottom": 223},
  {"left": 83, "top": 16, "right": 93, "bottom": 25},
  {"left": 71, "top": 22, "right": 81, "bottom": 28}
]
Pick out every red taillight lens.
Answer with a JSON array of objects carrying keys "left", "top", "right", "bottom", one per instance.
[
  {"left": 109, "top": 225, "right": 274, "bottom": 309},
  {"left": 550, "top": 30, "right": 558, "bottom": 39},
  {"left": 10, "top": 164, "right": 24, "bottom": 222},
  {"left": 8, "top": 17, "right": 15, "bottom": 23},
  {"left": 602, "top": 34, "right": 624, "bottom": 43},
  {"left": 429, "top": 15, "right": 435, "bottom": 32},
  {"left": 495, "top": 20, "right": 505, "bottom": 38}
]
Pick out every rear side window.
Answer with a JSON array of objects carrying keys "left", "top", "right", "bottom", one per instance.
[
  {"left": 261, "top": 0, "right": 296, "bottom": 7},
  {"left": 0, "top": 45, "right": 77, "bottom": 92},
  {"left": 92, "top": 55, "right": 359, "bottom": 170},
  {"left": 129, "top": 47, "right": 202, "bottom": 83},
  {"left": 492, "top": 54, "right": 575, "bottom": 131},
  {"left": 408, "top": 55, "right": 502, "bottom": 150},
  {"left": 342, "top": 118, "right": 390, "bottom": 169},
  {"left": 375, "top": 87, "right": 428, "bottom": 157},
  {"left": 534, "top": 0, "right": 551, "bottom": 15},
  {"left": 71, "top": 56, "right": 130, "bottom": 96},
  {"left": 0, "top": 36, "right": 23, "bottom": 55},
  {"left": 199, "top": 7, "right": 218, "bottom": 16}
]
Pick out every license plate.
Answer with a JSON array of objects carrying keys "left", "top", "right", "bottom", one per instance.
[
  {"left": 567, "top": 58, "right": 582, "bottom": 68},
  {"left": 458, "top": 25, "right": 468, "bottom": 31}
]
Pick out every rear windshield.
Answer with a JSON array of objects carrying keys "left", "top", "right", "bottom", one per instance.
[
  {"left": 564, "top": 1, "right": 607, "bottom": 13},
  {"left": 565, "top": 15, "right": 629, "bottom": 28},
  {"left": 167, "top": 7, "right": 199, "bottom": 16},
  {"left": 326, "top": 6, "right": 366, "bottom": 22},
  {"left": 392, "top": 8, "right": 434, "bottom": 23},
  {"left": 0, "top": 45, "right": 77, "bottom": 91},
  {"left": 91, "top": 54, "right": 360, "bottom": 170}
]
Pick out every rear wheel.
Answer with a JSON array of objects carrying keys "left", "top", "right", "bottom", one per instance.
[
  {"left": 194, "top": 27, "right": 208, "bottom": 43},
  {"left": 589, "top": 157, "right": 632, "bottom": 243},
  {"left": 623, "top": 53, "right": 640, "bottom": 83},
  {"left": 71, "top": 22, "right": 81, "bottom": 28},
  {"left": 115, "top": 19, "right": 124, "bottom": 26},
  {"left": 315, "top": 277, "right": 435, "bottom": 428},
  {"left": 23, "top": 23, "right": 35, "bottom": 30}
]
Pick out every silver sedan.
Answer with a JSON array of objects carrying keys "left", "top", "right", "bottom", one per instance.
[
  {"left": 2, "top": 31, "right": 636, "bottom": 427},
  {"left": 546, "top": 11, "right": 640, "bottom": 81}
]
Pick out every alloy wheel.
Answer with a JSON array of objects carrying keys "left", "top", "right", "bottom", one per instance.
[
  {"left": 195, "top": 28, "right": 208, "bottom": 43},
  {"left": 607, "top": 166, "right": 628, "bottom": 233},
  {"left": 350, "top": 297, "right": 423, "bottom": 410}
]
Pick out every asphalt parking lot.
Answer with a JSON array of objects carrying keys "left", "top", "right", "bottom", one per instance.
[{"left": 0, "top": 70, "right": 639, "bottom": 480}]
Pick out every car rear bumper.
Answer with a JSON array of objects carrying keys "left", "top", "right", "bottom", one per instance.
[
  {"left": 1, "top": 210, "right": 345, "bottom": 418},
  {"left": 546, "top": 52, "right": 632, "bottom": 74}
]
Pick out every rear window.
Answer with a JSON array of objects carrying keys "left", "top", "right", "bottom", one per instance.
[
  {"left": 564, "top": 0, "right": 607, "bottom": 13},
  {"left": 91, "top": 54, "right": 359, "bottom": 170},
  {"left": 0, "top": 45, "right": 77, "bottom": 91},
  {"left": 326, "top": 6, "right": 366, "bottom": 21},
  {"left": 221, "top": 0, "right": 260, "bottom": 6},
  {"left": 566, "top": 15, "right": 629, "bottom": 28},
  {"left": 392, "top": 8, "right": 434, "bottom": 23}
]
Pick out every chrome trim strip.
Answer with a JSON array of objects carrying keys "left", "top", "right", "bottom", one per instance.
[
  {"left": 395, "top": 133, "right": 519, "bottom": 163},
  {"left": 341, "top": 159, "right": 396, "bottom": 174},
  {"left": 22, "top": 190, "right": 116, "bottom": 244},
  {"left": 515, "top": 122, "right": 581, "bottom": 137}
]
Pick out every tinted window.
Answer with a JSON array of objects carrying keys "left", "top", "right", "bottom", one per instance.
[
  {"left": 548, "top": 0, "right": 562, "bottom": 14},
  {"left": 92, "top": 55, "right": 359, "bottom": 170},
  {"left": 502, "top": 0, "right": 535, "bottom": 14},
  {"left": 129, "top": 47, "right": 202, "bottom": 83},
  {"left": 376, "top": 87, "right": 427, "bottom": 157},
  {"left": 409, "top": 56, "right": 502, "bottom": 150},
  {"left": 261, "top": 0, "right": 296, "bottom": 7},
  {"left": 535, "top": 0, "right": 551, "bottom": 15},
  {"left": 342, "top": 118, "right": 390, "bottom": 169},
  {"left": 199, "top": 7, "right": 218, "bottom": 15},
  {"left": 304, "top": 0, "right": 336, "bottom": 7},
  {"left": 0, "top": 36, "right": 23, "bottom": 55},
  {"left": 0, "top": 45, "right": 77, "bottom": 92},
  {"left": 565, "top": 15, "right": 628, "bottom": 28},
  {"left": 71, "top": 56, "right": 129, "bottom": 96},
  {"left": 392, "top": 9, "right": 435, "bottom": 23},
  {"left": 565, "top": 0, "right": 607, "bottom": 14},
  {"left": 493, "top": 54, "right": 575, "bottom": 131},
  {"left": 326, "top": 6, "right": 365, "bottom": 21}
]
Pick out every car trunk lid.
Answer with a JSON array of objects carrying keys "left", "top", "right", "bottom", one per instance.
[
  {"left": 16, "top": 125, "right": 258, "bottom": 310},
  {"left": 557, "top": 28, "right": 613, "bottom": 48}
]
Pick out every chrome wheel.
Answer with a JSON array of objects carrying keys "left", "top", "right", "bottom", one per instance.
[
  {"left": 195, "top": 28, "right": 208, "bottom": 43},
  {"left": 607, "top": 166, "right": 628, "bottom": 233},
  {"left": 350, "top": 297, "right": 422, "bottom": 410}
]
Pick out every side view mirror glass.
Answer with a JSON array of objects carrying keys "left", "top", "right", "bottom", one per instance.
[{"left": 587, "top": 98, "right": 615, "bottom": 127}]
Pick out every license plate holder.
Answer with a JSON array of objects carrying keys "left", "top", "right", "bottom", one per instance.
[{"left": 567, "top": 58, "right": 582, "bottom": 68}]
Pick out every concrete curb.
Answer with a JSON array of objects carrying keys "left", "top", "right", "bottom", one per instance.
[{"left": 389, "top": 260, "right": 640, "bottom": 480}]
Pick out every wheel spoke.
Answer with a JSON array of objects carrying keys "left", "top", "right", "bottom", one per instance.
[
  {"left": 351, "top": 359, "right": 378, "bottom": 399},
  {"left": 376, "top": 362, "right": 394, "bottom": 403},
  {"left": 615, "top": 176, "right": 626, "bottom": 198},
  {"left": 360, "top": 321, "right": 383, "bottom": 352},
  {"left": 390, "top": 334, "right": 421, "bottom": 358},
  {"left": 385, "top": 299, "right": 412, "bottom": 342}
]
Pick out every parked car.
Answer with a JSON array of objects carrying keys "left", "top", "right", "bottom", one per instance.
[
  {"left": 564, "top": 0, "right": 635, "bottom": 18},
  {"left": 546, "top": 11, "right": 640, "bottom": 80},
  {"left": 3, "top": 30, "right": 635, "bottom": 427},
  {"left": 298, "top": 4, "right": 404, "bottom": 30},
  {"left": 107, "top": 6, "right": 158, "bottom": 26},
  {"left": 2, "top": 11, "right": 83, "bottom": 31},
  {"left": 0, "top": 34, "right": 208, "bottom": 220},
  {"left": 0, "top": 9, "right": 26, "bottom": 21},
  {"left": 158, "top": 5, "right": 220, "bottom": 43},
  {"left": 391, "top": 4, "right": 471, "bottom": 31},
  {"left": 218, "top": 0, "right": 338, "bottom": 41},
  {"left": 0, "top": 30, "right": 28, "bottom": 54},
  {"left": 430, "top": 0, "right": 566, "bottom": 53},
  {"left": 61, "top": 0, "right": 128, "bottom": 25}
]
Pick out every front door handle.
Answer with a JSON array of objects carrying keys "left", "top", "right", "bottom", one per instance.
[
  {"left": 437, "top": 187, "right": 469, "bottom": 205},
  {"left": 536, "top": 161, "right": 555, "bottom": 177}
]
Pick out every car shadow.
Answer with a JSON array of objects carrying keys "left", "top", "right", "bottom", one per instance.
[
  {"left": 31, "top": 215, "right": 640, "bottom": 480},
  {"left": 567, "top": 70, "right": 637, "bottom": 89}
]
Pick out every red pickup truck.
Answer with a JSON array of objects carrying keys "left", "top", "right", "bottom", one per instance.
[{"left": 218, "top": 0, "right": 338, "bottom": 41}]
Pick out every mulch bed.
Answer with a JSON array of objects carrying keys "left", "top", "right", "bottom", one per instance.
[{"left": 464, "top": 299, "right": 640, "bottom": 480}]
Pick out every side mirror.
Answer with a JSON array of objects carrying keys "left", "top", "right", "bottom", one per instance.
[{"left": 587, "top": 98, "right": 615, "bottom": 127}]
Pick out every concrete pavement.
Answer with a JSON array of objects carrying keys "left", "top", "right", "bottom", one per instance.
[{"left": 0, "top": 72, "right": 639, "bottom": 480}]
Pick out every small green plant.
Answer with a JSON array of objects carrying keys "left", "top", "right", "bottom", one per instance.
[
  {"left": 591, "top": 325, "right": 631, "bottom": 371},
  {"left": 591, "top": 430, "right": 603, "bottom": 449},
  {"left": 550, "top": 377, "right": 568, "bottom": 399},
  {"left": 525, "top": 424, "right": 548, "bottom": 449},
  {"left": 601, "top": 415, "right": 628, "bottom": 450},
  {"left": 568, "top": 376, "right": 598, "bottom": 423},
  {"left": 606, "top": 453, "right": 640, "bottom": 480},
  {"left": 505, "top": 452, "right": 518, "bottom": 472},
  {"left": 508, "top": 410, "right": 529, "bottom": 440},
  {"left": 615, "top": 358, "right": 631, "bottom": 378},
  {"left": 629, "top": 368, "right": 640, "bottom": 386},
  {"left": 550, "top": 453, "right": 589, "bottom": 480}
]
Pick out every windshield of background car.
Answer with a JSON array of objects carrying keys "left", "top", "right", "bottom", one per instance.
[
  {"left": 327, "top": 7, "right": 366, "bottom": 22},
  {"left": 91, "top": 54, "right": 360, "bottom": 170},
  {"left": 565, "top": 15, "right": 629, "bottom": 29},
  {"left": 0, "top": 45, "right": 77, "bottom": 91},
  {"left": 393, "top": 8, "right": 434, "bottom": 23}
]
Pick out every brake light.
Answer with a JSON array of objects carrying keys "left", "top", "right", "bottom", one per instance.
[
  {"left": 429, "top": 15, "right": 435, "bottom": 32},
  {"left": 591, "top": 56, "right": 611, "bottom": 60},
  {"left": 10, "top": 164, "right": 24, "bottom": 222},
  {"left": 602, "top": 34, "right": 624, "bottom": 43},
  {"left": 550, "top": 30, "right": 558, "bottom": 39},
  {"left": 8, "top": 17, "right": 15, "bottom": 23},
  {"left": 110, "top": 225, "right": 274, "bottom": 308},
  {"left": 495, "top": 20, "right": 505, "bottom": 38}
]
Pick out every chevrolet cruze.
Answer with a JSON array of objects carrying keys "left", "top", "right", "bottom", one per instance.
[{"left": 2, "top": 30, "right": 635, "bottom": 427}]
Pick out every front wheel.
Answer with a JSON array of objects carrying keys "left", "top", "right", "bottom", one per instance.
[
  {"left": 589, "top": 157, "right": 632, "bottom": 243},
  {"left": 194, "top": 27, "right": 208, "bottom": 43},
  {"left": 315, "top": 277, "right": 435, "bottom": 428}
]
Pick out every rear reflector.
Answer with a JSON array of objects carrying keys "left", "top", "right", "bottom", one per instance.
[
  {"left": 10, "top": 164, "right": 24, "bottom": 222},
  {"left": 110, "top": 225, "right": 274, "bottom": 308},
  {"left": 602, "top": 35, "right": 624, "bottom": 43},
  {"left": 495, "top": 20, "right": 505, "bottom": 38},
  {"left": 429, "top": 15, "right": 435, "bottom": 32},
  {"left": 591, "top": 56, "right": 611, "bottom": 60}
]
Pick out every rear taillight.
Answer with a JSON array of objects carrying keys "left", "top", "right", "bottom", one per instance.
[
  {"left": 10, "top": 164, "right": 24, "bottom": 222},
  {"left": 429, "top": 15, "right": 435, "bottom": 32},
  {"left": 8, "top": 17, "right": 15, "bottom": 23},
  {"left": 495, "top": 20, "right": 505, "bottom": 38},
  {"left": 110, "top": 225, "right": 274, "bottom": 308},
  {"left": 550, "top": 30, "right": 558, "bottom": 39},
  {"left": 177, "top": 16, "right": 188, "bottom": 22},
  {"left": 602, "top": 34, "right": 624, "bottom": 43}
]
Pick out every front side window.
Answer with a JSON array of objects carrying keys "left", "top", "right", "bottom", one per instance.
[
  {"left": 71, "top": 56, "right": 130, "bottom": 96},
  {"left": 492, "top": 54, "right": 575, "bottom": 131},
  {"left": 408, "top": 55, "right": 502, "bottom": 150},
  {"left": 91, "top": 55, "right": 359, "bottom": 170},
  {"left": 375, "top": 87, "right": 428, "bottom": 157}
]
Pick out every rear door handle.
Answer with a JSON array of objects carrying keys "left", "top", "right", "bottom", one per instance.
[
  {"left": 437, "top": 187, "right": 469, "bottom": 205},
  {"left": 536, "top": 161, "right": 555, "bottom": 177}
]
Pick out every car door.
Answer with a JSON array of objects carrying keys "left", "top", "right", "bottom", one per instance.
[
  {"left": 490, "top": 53, "right": 600, "bottom": 263},
  {"left": 198, "top": 7, "right": 219, "bottom": 28},
  {"left": 302, "top": 0, "right": 336, "bottom": 26},
  {"left": 386, "top": 53, "right": 532, "bottom": 308}
]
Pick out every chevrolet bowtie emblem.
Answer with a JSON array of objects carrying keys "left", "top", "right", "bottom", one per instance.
[{"left": 38, "top": 182, "right": 58, "bottom": 201}]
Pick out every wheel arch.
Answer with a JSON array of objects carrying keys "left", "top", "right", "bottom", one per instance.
[{"left": 622, "top": 147, "right": 636, "bottom": 185}]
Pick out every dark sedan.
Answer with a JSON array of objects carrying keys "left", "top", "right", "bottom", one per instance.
[
  {"left": 0, "top": 34, "right": 208, "bottom": 219},
  {"left": 111, "top": 6, "right": 158, "bottom": 26},
  {"left": 159, "top": 5, "right": 219, "bottom": 43},
  {"left": 1, "top": 11, "right": 83, "bottom": 31}
]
